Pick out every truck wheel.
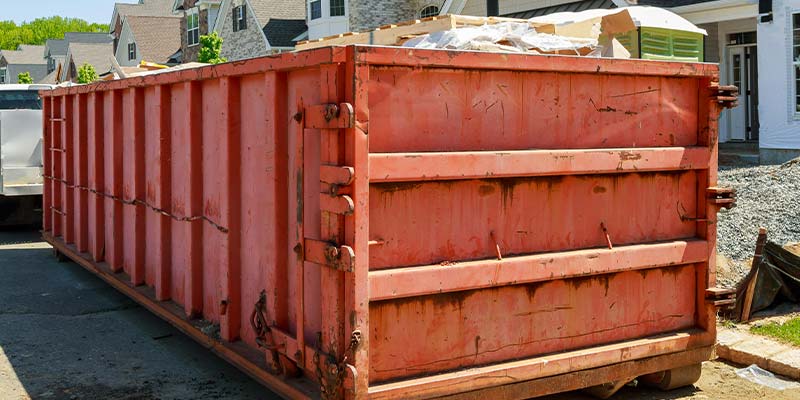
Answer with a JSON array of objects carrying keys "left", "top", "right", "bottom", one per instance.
[{"left": 640, "top": 363, "right": 702, "bottom": 391}]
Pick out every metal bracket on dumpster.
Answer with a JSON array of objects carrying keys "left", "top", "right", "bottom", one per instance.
[
  {"left": 320, "top": 194, "right": 355, "bottom": 215},
  {"left": 709, "top": 84, "right": 739, "bottom": 109},
  {"left": 315, "top": 330, "right": 362, "bottom": 399},
  {"left": 305, "top": 103, "right": 354, "bottom": 129},
  {"left": 707, "top": 186, "right": 736, "bottom": 210},
  {"left": 305, "top": 238, "right": 355, "bottom": 272}
]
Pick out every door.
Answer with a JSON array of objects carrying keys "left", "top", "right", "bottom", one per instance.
[{"left": 728, "top": 47, "right": 747, "bottom": 140}]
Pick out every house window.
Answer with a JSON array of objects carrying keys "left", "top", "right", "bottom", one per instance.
[
  {"left": 420, "top": 5, "right": 440, "bottom": 18},
  {"left": 0, "top": 68, "right": 6, "bottom": 84},
  {"left": 233, "top": 5, "right": 247, "bottom": 32},
  {"left": 128, "top": 43, "right": 137, "bottom": 60},
  {"left": 187, "top": 8, "right": 200, "bottom": 46},
  {"left": 794, "top": 14, "right": 800, "bottom": 112},
  {"left": 330, "top": 0, "right": 345, "bottom": 17},
  {"left": 309, "top": 0, "right": 322, "bottom": 20}
]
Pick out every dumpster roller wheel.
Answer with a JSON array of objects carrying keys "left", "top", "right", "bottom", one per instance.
[{"left": 640, "top": 363, "right": 702, "bottom": 390}]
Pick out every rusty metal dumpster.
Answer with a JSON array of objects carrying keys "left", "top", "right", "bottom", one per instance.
[{"left": 40, "top": 45, "right": 733, "bottom": 399}]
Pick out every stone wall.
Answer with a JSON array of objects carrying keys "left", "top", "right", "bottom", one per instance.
[
  {"left": 180, "top": 7, "right": 210, "bottom": 63},
  {"left": 347, "top": 0, "right": 447, "bottom": 31},
  {"left": 219, "top": 0, "right": 269, "bottom": 61}
]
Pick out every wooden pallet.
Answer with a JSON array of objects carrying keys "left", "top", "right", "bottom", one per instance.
[{"left": 295, "top": 14, "right": 529, "bottom": 51}]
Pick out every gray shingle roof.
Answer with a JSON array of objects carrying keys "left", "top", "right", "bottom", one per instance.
[
  {"left": 113, "top": 0, "right": 175, "bottom": 24},
  {"left": 263, "top": 19, "right": 307, "bottom": 48},
  {"left": 125, "top": 16, "right": 183, "bottom": 63},
  {"left": 502, "top": 0, "right": 616, "bottom": 19},
  {"left": 243, "top": 0, "right": 306, "bottom": 48},
  {"left": 67, "top": 42, "right": 115, "bottom": 75},
  {"left": 64, "top": 32, "right": 114, "bottom": 44},
  {"left": 634, "top": 0, "right": 719, "bottom": 8},
  {"left": 46, "top": 39, "right": 69, "bottom": 57},
  {"left": 1, "top": 45, "right": 46, "bottom": 65},
  {"left": 248, "top": 0, "right": 305, "bottom": 23}
]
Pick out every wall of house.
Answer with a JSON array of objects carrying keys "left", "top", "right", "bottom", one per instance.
[
  {"left": 180, "top": 1, "right": 211, "bottom": 63},
  {"left": 115, "top": 22, "right": 142, "bottom": 67},
  {"left": 697, "top": 22, "right": 719, "bottom": 63},
  {"left": 757, "top": 1, "right": 800, "bottom": 162},
  {"left": 219, "top": 0, "right": 269, "bottom": 61},
  {"left": 348, "top": 0, "right": 418, "bottom": 31}
]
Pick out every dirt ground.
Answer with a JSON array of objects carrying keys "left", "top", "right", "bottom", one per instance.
[{"left": 543, "top": 361, "right": 800, "bottom": 400}]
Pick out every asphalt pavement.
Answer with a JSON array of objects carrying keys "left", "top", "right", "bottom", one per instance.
[{"left": 0, "top": 228, "right": 279, "bottom": 400}]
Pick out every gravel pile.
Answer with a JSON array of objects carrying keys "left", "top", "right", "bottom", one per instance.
[{"left": 716, "top": 158, "right": 800, "bottom": 265}]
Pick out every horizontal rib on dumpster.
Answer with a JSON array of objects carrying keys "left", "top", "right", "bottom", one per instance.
[
  {"left": 369, "top": 239, "right": 709, "bottom": 301},
  {"left": 368, "top": 147, "right": 710, "bottom": 182}
]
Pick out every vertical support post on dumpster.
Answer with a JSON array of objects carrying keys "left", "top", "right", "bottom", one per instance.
[
  {"left": 695, "top": 76, "right": 718, "bottom": 342},
  {"left": 184, "top": 81, "right": 204, "bottom": 318},
  {"left": 89, "top": 91, "right": 105, "bottom": 262},
  {"left": 221, "top": 76, "right": 243, "bottom": 342},
  {"left": 319, "top": 62, "right": 347, "bottom": 393},
  {"left": 152, "top": 85, "right": 172, "bottom": 301},
  {"left": 75, "top": 94, "right": 89, "bottom": 253},
  {"left": 42, "top": 95, "right": 52, "bottom": 232},
  {"left": 62, "top": 95, "right": 74, "bottom": 244},
  {"left": 344, "top": 46, "right": 370, "bottom": 400}
]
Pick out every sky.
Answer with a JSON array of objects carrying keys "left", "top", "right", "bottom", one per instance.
[{"left": 1, "top": 0, "right": 139, "bottom": 24}]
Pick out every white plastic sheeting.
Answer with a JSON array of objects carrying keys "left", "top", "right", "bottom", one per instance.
[{"left": 402, "top": 22, "right": 598, "bottom": 55}]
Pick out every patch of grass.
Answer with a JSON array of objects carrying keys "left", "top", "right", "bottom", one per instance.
[{"left": 751, "top": 317, "right": 800, "bottom": 346}]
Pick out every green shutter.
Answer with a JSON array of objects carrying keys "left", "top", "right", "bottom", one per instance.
[{"left": 639, "top": 27, "right": 704, "bottom": 62}]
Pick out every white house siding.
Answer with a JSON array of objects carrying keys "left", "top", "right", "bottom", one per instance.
[
  {"left": 115, "top": 21, "right": 142, "bottom": 67},
  {"left": 757, "top": 2, "right": 800, "bottom": 162}
]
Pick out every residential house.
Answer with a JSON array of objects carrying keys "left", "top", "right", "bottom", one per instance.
[
  {"left": 115, "top": 16, "right": 182, "bottom": 66},
  {"left": 0, "top": 45, "right": 47, "bottom": 84},
  {"left": 61, "top": 42, "right": 115, "bottom": 83},
  {"left": 110, "top": 0, "right": 175, "bottom": 53},
  {"left": 307, "top": 0, "right": 445, "bottom": 39},
  {"left": 172, "top": 0, "right": 223, "bottom": 63},
  {"left": 216, "top": 0, "right": 307, "bottom": 61},
  {"left": 42, "top": 32, "right": 114, "bottom": 84}
]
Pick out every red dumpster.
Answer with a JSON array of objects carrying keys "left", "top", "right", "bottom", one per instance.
[{"left": 41, "top": 45, "right": 733, "bottom": 399}]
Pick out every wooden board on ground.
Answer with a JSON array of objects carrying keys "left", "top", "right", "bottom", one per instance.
[{"left": 295, "top": 14, "right": 528, "bottom": 51}]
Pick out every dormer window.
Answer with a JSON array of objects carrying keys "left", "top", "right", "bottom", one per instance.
[
  {"left": 419, "top": 5, "right": 440, "bottom": 18},
  {"left": 233, "top": 5, "right": 247, "bottom": 32}
]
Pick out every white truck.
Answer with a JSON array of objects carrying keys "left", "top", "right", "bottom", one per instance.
[{"left": 0, "top": 84, "right": 53, "bottom": 226}]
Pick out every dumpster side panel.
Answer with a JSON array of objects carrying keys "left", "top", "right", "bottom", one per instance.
[
  {"left": 369, "top": 264, "right": 697, "bottom": 382},
  {"left": 368, "top": 172, "right": 698, "bottom": 269},
  {"left": 367, "top": 68, "right": 700, "bottom": 152}
]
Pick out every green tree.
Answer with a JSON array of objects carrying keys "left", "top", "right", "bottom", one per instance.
[
  {"left": 0, "top": 17, "right": 108, "bottom": 50},
  {"left": 77, "top": 63, "right": 98, "bottom": 84},
  {"left": 198, "top": 32, "right": 226, "bottom": 64},
  {"left": 17, "top": 72, "right": 33, "bottom": 84}
]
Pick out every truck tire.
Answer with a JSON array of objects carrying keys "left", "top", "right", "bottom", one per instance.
[{"left": 640, "top": 363, "right": 702, "bottom": 391}]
